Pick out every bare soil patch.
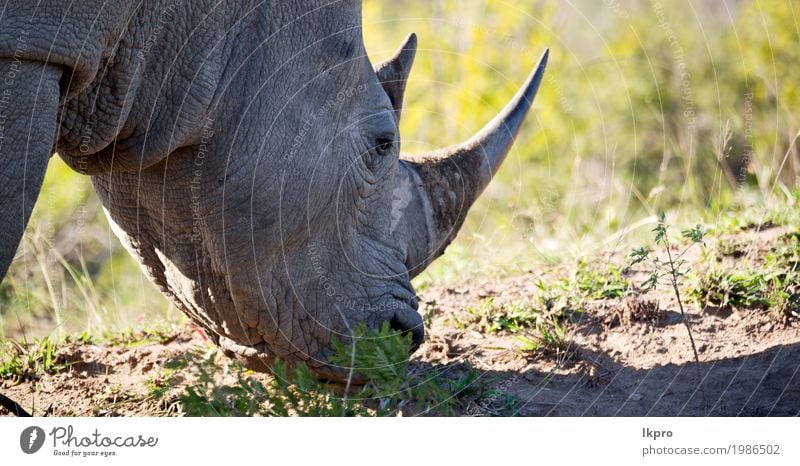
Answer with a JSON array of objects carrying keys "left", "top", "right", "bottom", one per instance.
[{"left": 416, "top": 274, "right": 799, "bottom": 416}]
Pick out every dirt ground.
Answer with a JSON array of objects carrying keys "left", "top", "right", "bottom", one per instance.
[
  {"left": 416, "top": 275, "right": 800, "bottom": 416},
  {"left": 2, "top": 225, "right": 799, "bottom": 416}
]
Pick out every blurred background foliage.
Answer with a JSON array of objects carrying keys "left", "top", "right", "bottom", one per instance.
[
  {"left": 364, "top": 0, "right": 799, "bottom": 284},
  {"left": 1, "top": 0, "right": 798, "bottom": 339}
]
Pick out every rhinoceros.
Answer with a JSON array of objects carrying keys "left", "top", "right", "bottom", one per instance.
[{"left": 0, "top": 1, "right": 547, "bottom": 380}]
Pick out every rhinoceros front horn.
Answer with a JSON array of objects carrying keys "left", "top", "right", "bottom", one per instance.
[{"left": 399, "top": 48, "right": 549, "bottom": 274}]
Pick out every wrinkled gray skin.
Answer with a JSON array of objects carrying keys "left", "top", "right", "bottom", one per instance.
[{"left": 0, "top": 1, "right": 547, "bottom": 381}]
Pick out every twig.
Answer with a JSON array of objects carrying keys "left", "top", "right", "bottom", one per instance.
[{"left": 663, "top": 237, "right": 700, "bottom": 364}]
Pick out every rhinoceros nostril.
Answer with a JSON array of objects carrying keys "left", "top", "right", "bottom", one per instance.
[{"left": 388, "top": 307, "right": 425, "bottom": 351}]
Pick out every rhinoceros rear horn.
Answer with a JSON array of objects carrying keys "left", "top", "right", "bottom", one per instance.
[{"left": 373, "top": 33, "right": 417, "bottom": 120}]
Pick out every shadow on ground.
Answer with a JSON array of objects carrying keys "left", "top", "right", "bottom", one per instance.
[{"left": 425, "top": 342, "right": 800, "bottom": 416}]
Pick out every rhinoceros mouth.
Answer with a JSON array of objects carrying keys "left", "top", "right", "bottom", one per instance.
[
  {"left": 385, "top": 304, "right": 425, "bottom": 351},
  {"left": 215, "top": 302, "right": 424, "bottom": 384}
]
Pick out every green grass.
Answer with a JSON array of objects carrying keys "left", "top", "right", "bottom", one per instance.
[
  {"left": 574, "top": 260, "right": 630, "bottom": 300},
  {"left": 451, "top": 259, "right": 630, "bottom": 359},
  {"left": 0, "top": 325, "right": 183, "bottom": 389},
  {"left": 0, "top": 158, "right": 176, "bottom": 341},
  {"left": 177, "top": 323, "right": 504, "bottom": 417},
  {"left": 455, "top": 263, "right": 627, "bottom": 357},
  {"left": 461, "top": 299, "right": 539, "bottom": 334},
  {"left": 691, "top": 226, "right": 800, "bottom": 318},
  {"left": 0, "top": 335, "right": 68, "bottom": 383},
  {"left": 515, "top": 317, "right": 570, "bottom": 356},
  {"left": 691, "top": 269, "right": 773, "bottom": 310},
  {"left": 104, "top": 327, "right": 178, "bottom": 348},
  {"left": 145, "top": 361, "right": 183, "bottom": 401},
  {"left": 458, "top": 259, "right": 625, "bottom": 336}
]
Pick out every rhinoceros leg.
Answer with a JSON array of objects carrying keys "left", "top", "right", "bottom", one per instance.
[{"left": 0, "top": 61, "right": 61, "bottom": 282}]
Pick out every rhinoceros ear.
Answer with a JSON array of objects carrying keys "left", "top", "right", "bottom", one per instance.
[{"left": 374, "top": 33, "right": 417, "bottom": 120}]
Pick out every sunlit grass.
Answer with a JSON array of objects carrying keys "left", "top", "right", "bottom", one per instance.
[{"left": 0, "top": 157, "right": 177, "bottom": 342}]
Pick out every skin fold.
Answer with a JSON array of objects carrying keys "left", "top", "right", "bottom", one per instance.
[{"left": 0, "top": 1, "right": 546, "bottom": 381}]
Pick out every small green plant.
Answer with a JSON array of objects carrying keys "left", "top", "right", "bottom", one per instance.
[
  {"left": 691, "top": 229, "right": 800, "bottom": 320},
  {"left": 72, "top": 331, "right": 94, "bottom": 345},
  {"left": 768, "top": 241, "right": 800, "bottom": 320},
  {"left": 574, "top": 260, "right": 630, "bottom": 299},
  {"left": 178, "top": 323, "right": 493, "bottom": 416},
  {"left": 145, "top": 355, "right": 190, "bottom": 400},
  {"left": 0, "top": 336, "right": 67, "bottom": 383},
  {"left": 457, "top": 293, "right": 576, "bottom": 364},
  {"left": 691, "top": 269, "right": 771, "bottom": 309},
  {"left": 627, "top": 212, "right": 705, "bottom": 362},
  {"left": 464, "top": 294, "right": 581, "bottom": 337},
  {"left": 94, "top": 384, "right": 142, "bottom": 412},
  {"left": 329, "top": 322, "right": 414, "bottom": 399},
  {"left": 422, "top": 299, "right": 438, "bottom": 328},
  {"left": 180, "top": 350, "right": 364, "bottom": 416},
  {"left": 465, "top": 299, "right": 541, "bottom": 334},
  {"left": 329, "top": 322, "right": 489, "bottom": 415},
  {"left": 516, "top": 317, "right": 569, "bottom": 356},
  {"left": 105, "top": 327, "right": 176, "bottom": 347},
  {"left": 532, "top": 278, "right": 586, "bottom": 322}
]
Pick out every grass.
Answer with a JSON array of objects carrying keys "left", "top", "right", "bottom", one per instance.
[
  {"left": 456, "top": 259, "right": 626, "bottom": 353},
  {"left": 691, "top": 224, "right": 800, "bottom": 320},
  {"left": 145, "top": 355, "right": 189, "bottom": 400},
  {"left": 104, "top": 327, "right": 178, "bottom": 347},
  {"left": 574, "top": 260, "right": 630, "bottom": 300},
  {"left": 175, "top": 323, "right": 503, "bottom": 416},
  {"left": 515, "top": 317, "right": 569, "bottom": 356},
  {"left": 460, "top": 299, "right": 539, "bottom": 334},
  {"left": 691, "top": 269, "right": 773, "bottom": 310},
  {"left": 0, "top": 335, "right": 67, "bottom": 383},
  {"left": 0, "top": 324, "right": 182, "bottom": 388},
  {"left": 0, "top": 322, "right": 509, "bottom": 417}
]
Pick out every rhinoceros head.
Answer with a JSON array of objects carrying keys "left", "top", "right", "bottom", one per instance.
[
  {"left": 0, "top": 1, "right": 546, "bottom": 381},
  {"left": 199, "top": 35, "right": 547, "bottom": 380}
]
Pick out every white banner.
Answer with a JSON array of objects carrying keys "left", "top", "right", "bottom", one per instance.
[{"left": 1, "top": 418, "right": 797, "bottom": 465}]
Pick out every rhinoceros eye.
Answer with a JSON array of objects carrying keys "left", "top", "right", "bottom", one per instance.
[{"left": 374, "top": 135, "right": 395, "bottom": 156}]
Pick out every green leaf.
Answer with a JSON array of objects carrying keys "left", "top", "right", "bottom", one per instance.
[{"left": 682, "top": 224, "right": 706, "bottom": 244}]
